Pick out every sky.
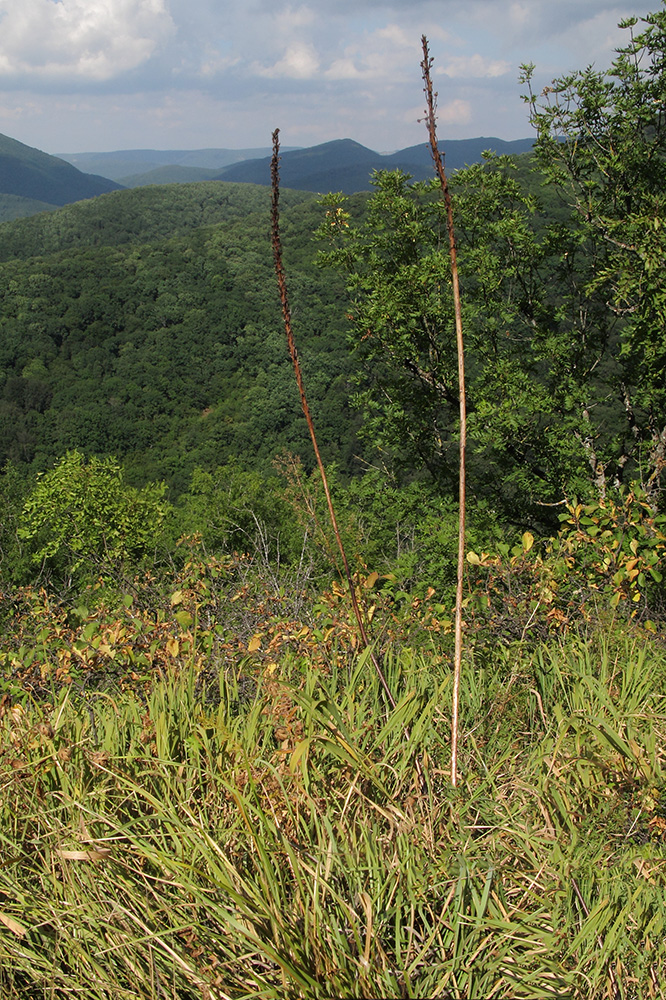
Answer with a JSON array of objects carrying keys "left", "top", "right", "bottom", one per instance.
[{"left": 0, "top": 0, "right": 661, "bottom": 155}]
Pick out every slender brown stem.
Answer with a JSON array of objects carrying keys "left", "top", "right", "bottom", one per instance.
[
  {"left": 270, "top": 129, "right": 397, "bottom": 711},
  {"left": 420, "top": 37, "right": 467, "bottom": 787}
]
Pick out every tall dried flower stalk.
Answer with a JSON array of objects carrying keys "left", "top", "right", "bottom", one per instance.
[
  {"left": 421, "top": 37, "right": 468, "bottom": 787},
  {"left": 270, "top": 129, "right": 399, "bottom": 713}
]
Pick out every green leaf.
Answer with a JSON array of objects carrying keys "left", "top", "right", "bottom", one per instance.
[{"left": 82, "top": 621, "right": 99, "bottom": 641}]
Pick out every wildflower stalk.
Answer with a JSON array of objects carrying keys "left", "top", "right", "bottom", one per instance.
[
  {"left": 270, "top": 129, "right": 397, "bottom": 712},
  {"left": 421, "top": 37, "right": 467, "bottom": 787}
]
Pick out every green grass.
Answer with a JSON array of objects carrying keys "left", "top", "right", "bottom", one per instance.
[{"left": 1, "top": 633, "right": 665, "bottom": 998}]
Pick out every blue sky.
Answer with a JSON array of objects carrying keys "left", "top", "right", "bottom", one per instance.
[{"left": 0, "top": 0, "right": 660, "bottom": 154}]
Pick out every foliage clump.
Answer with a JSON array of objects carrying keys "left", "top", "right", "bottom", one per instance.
[{"left": 17, "top": 451, "right": 168, "bottom": 585}]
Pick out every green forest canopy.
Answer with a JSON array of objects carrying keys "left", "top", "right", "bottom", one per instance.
[{"left": 0, "top": 182, "right": 366, "bottom": 494}]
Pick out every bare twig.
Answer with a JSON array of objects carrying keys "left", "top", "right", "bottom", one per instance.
[{"left": 421, "top": 37, "right": 468, "bottom": 787}]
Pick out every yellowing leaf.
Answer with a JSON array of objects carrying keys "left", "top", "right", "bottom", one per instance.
[
  {"left": 289, "top": 738, "right": 312, "bottom": 774},
  {"left": 248, "top": 634, "right": 262, "bottom": 653},
  {"left": 364, "top": 571, "right": 379, "bottom": 589},
  {"left": 0, "top": 911, "right": 26, "bottom": 938},
  {"left": 170, "top": 590, "right": 184, "bottom": 606},
  {"left": 166, "top": 637, "right": 180, "bottom": 658},
  {"left": 466, "top": 551, "right": 481, "bottom": 565},
  {"left": 522, "top": 531, "right": 534, "bottom": 553},
  {"left": 55, "top": 848, "right": 112, "bottom": 862}
]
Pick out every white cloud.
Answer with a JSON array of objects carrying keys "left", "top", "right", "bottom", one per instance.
[
  {"left": 325, "top": 57, "right": 361, "bottom": 80},
  {"left": 280, "top": 4, "right": 316, "bottom": 29},
  {"left": 197, "top": 46, "right": 240, "bottom": 79},
  {"left": 0, "top": 0, "right": 174, "bottom": 81},
  {"left": 0, "top": 0, "right": 661, "bottom": 154},
  {"left": 255, "top": 41, "right": 320, "bottom": 79},
  {"left": 509, "top": 2, "right": 528, "bottom": 21},
  {"left": 248, "top": 4, "right": 323, "bottom": 79},
  {"left": 0, "top": 97, "right": 41, "bottom": 122},
  {"left": 324, "top": 22, "right": 424, "bottom": 81},
  {"left": 437, "top": 98, "right": 472, "bottom": 126},
  {"left": 441, "top": 54, "right": 511, "bottom": 79}
]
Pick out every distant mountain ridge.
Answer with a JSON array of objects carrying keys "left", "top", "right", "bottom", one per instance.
[
  {"left": 213, "top": 137, "right": 535, "bottom": 194},
  {"left": 57, "top": 136, "right": 535, "bottom": 194},
  {"left": 0, "top": 132, "right": 536, "bottom": 222},
  {"left": 0, "top": 133, "right": 122, "bottom": 214},
  {"left": 56, "top": 147, "right": 302, "bottom": 184}
]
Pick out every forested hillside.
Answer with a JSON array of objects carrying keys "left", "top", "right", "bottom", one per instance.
[
  {"left": 0, "top": 126, "right": 663, "bottom": 583},
  {"left": 0, "top": 182, "right": 363, "bottom": 492},
  {"left": 0, "top": 132, "right": 122, "bottom": 221}
]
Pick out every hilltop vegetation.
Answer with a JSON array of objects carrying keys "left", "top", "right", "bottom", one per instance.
[
  {"left": 0, "top": 181, "right": 315, "bottom": 260},
  {"left": 0, "top": 8, "right": 665, "bottom": 996}
]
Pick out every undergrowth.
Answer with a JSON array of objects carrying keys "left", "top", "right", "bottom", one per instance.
[{"left": 1, "top": 620, "right": 664, "bottom": 998}]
